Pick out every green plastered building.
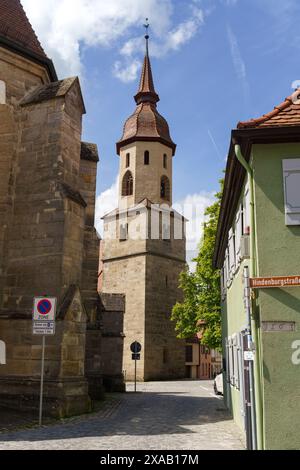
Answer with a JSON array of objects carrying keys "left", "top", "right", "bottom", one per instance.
[{"left": 214, "top": 88, "right": 300, "bottom": 450}]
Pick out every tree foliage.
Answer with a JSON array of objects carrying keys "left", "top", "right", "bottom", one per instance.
[{"left": 171, "top": 180, "right": 223, "bottom": 350}]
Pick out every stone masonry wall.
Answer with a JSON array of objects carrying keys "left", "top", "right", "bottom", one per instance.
[
  {"left": 102, "top": 255, "right": 146, "bottom": 381},
  {"left": 144, "top": 254, "right": 185, "bottom": 380}
]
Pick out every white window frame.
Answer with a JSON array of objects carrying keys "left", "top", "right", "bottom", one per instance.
[
  {"left": 282, "top": 158, "right": 300, "bottom": 225},
  {"left": 228, "top": 228, "right": 236, "bottom": 278}
]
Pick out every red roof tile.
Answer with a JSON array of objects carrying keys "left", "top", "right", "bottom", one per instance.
[
  {"left": 0, "top": 0, "right": 47, "bottom": 58},
  {"left": 237, "top": 88, "right": 300, "bottom": 129}
]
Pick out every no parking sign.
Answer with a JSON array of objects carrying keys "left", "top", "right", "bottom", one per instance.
[
  {"left": 32, "top": 297, "right": 57, "bottom": 426},
  {"left": 33, "top": 297, "right": 56, "bottom": 335}
]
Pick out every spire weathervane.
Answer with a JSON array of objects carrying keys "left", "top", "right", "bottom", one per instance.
[{"left": 144, "top": 18, "right": 149, "bottom": 55}]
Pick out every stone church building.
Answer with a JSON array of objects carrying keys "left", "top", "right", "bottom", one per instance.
[
  {"left": 0, "top": 0, "right": 124, "bottom": 417},
  {"left": 100, "top": 36, "right": 186, "bottom": 381}
]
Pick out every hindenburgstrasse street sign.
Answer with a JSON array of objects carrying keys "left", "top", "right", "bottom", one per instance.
[{"left": 250, "top": 275, "right": 300, "bottom": 289}]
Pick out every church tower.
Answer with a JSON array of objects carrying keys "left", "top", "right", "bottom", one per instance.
[{"left": 101, "top": 29, "right": 186, "bottom": 381}]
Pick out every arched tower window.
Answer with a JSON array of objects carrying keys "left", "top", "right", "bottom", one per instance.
[
  {"left": 126, "top": 153, "right": 130, "bottom": 168},
  {"left": 160, "top": 176, "right": 170, "bottom": 201},
  {"left": 122, "top": 170, "right": 133, "bottom": 196},
  {"left": 144, "top": 150, "right": 150, "bottom": 165}
]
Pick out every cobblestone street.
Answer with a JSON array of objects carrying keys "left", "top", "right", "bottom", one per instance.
[{"left": 0, "top": 381, "right": 244, "bottom": 450}]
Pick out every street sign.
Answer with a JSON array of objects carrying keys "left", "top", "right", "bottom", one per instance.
[
  {"left": 130, "top": 341, "right": 142, "bottom": 353},
  {"left": 33, "top": 297, "right": 57, "bottom": 321},
  {"left": 130, "top": 341, "right": 142, "bottom": 393},
  {"left": 32, "top": 297, "right": 57, "bottom": 426},
  {"left": 244, "top": 351, "right": 254, "bottom": 361},
  {"left": 132, "top": 353, "right": 141, "bottom": 360},
  {"left": 33, "top": 321, "right": 55, "bottom": 336},
  {"left": 250, "top": 275, "right": 300, "bottom": 289},
  {"left": 262, "top": 321, "right": 295, "bottom": 332}
]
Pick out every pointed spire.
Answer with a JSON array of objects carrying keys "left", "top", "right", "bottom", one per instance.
[{"left": 134, "top": 20, "right": 159, "bottom": 105}]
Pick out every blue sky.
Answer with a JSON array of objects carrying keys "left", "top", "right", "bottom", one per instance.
[{"left": 22, "top": 0, "right": 300, "bottom": 258}]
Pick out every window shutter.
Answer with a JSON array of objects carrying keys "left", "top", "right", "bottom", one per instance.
[
  {"left": 229, "top": 337, "right": 234, "bottom": 386},
  {"left": 282, "top": 159, "right": 300, "bottom": 225},
  {"left": 225, "top": 249, "right": 230, "bottom": 286},
  {"left": 225, "top": 338, "right": 230, "bottom": 384},
  {"left": 233, "top": 334, "right": 240, "bottom": 390},
  {"left": 235, "top": 207, "right": 242, "bottom": 263},
  {"left": 243, "top": 184, "right": 250, "bottom": 234},
  {"left": 228, "top": 229, "right": 235, "bottom": 277}
]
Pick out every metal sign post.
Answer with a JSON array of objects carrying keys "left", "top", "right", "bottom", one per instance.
[
  {"left": 39, "top": 335, "right": 46, "bottom": 426},
  {"left": 33, "top": 296, "right": 57, "bottom": 426},
  {"left": 135, "top": 355, "right": 137, "bottom": 393},
  {"left": 130, "top": 341, "right": 142, "bottom": 393}
]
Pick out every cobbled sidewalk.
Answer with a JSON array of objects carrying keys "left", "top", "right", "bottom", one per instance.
[{"left": 0, "top": 380, "right": 245, "bottom": 450}]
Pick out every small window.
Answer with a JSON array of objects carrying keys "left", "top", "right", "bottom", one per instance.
[
  {"left": 122, "top": 170, "right": 133, "bottom": 196},
  {"left": 0, "top": 81, "right": 6, "bottom": 104},
  {"left": 163, "top": 154, "right": 167, "bottom": 169},
  {"left": 185, "top": 345, "right": 193, "bottom": 363},
  {"left": 126, "top": 153, "right": 130, "bottom": 168},
  {"left": 160, "top": 176, "right": 170, "bottom": 200},
  {"left": 144, "top": 150, "right": 150, "bottom": 165},
  {"left": 120, "top": 223, "right": 128, "bottom": 241},
  {"left": 165, "top": 275, "right": 168, "bottom": 287}
]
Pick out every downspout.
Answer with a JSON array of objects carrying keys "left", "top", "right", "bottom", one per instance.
[{"left": 234, "top": 144, "right": 264, "bottom": 450}]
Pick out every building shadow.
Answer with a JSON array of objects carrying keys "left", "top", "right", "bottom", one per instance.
[{"left": 0, "top": 392, "right": 231, "bottom": 443}]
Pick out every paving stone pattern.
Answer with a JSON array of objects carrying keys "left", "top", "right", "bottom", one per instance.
[{"left": 0, "top": 381, "right": 245, "bottom": 450}]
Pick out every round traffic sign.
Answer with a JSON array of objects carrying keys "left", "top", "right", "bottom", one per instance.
[
  {"left": 130, "top": 341, "right": 142, "bottom": 353},
  {"left": 37, "top": 299, "right": 52, "bottom": 315}
]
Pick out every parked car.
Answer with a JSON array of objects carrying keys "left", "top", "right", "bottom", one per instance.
[{"left": 214, "top": 371, "right": 224, "bottom": 395}]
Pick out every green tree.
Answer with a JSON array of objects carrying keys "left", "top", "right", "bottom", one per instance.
[{"left": 171, "top": 180, "right": 223, "bottom": 350}]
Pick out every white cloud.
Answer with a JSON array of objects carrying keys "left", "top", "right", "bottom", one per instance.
[
  {"left": 226, "top": 24, "right": 249, "bottom": 102},
  {"left": 174, "top": 191, "right": 215, "bottom": 270},
  {"left": 113, "top": 59, "right": 141, "bottom": 83},
  {"left": 226, "top": 24, "right": 246, "bottom": 81},
  {"left": 95, "top": 177, "right": 119, "bottom": 237},
  {"left": 22, "top": 0, "right": 205, "bottom": 81},
  {"left": 21, "top": 0, "right": 172, "bottom": 78},
  {"left": 116, "top": 3, "right": 205, "bottom": 80}
]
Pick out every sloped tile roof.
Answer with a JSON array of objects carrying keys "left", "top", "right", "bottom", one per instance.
[
  {"left": 238, "top": 89, "right": 300, "bottom": 129},
  {"left": 20, "top": 77, "right": 84, "bottom": 108},
  {"left": 0, "top": 0, "right": 47, "bottom": 58}
]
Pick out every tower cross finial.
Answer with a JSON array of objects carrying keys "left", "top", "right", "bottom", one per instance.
[{"left": 144, "top": 18, "right": 149, "bottom": 56}]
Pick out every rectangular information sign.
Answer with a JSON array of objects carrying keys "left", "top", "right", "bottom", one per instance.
[
  {"left": 250, "top": 276, "right": 300, "bottom": 289},
  {"left": 33, "top": 321, "right": 55, "bottom": 336}
]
